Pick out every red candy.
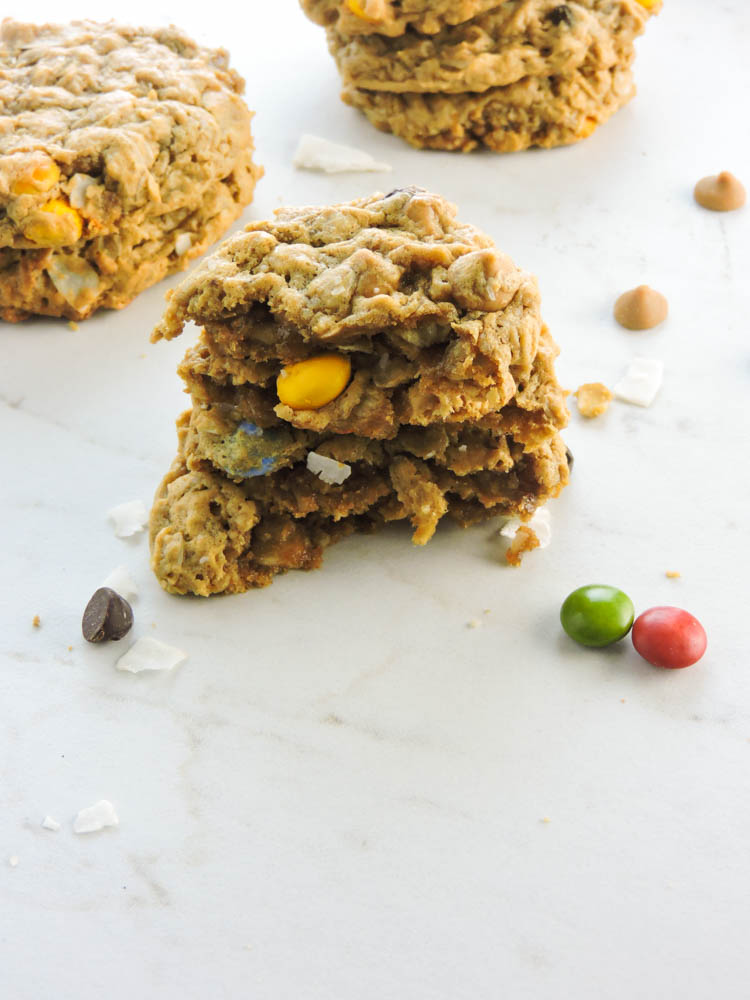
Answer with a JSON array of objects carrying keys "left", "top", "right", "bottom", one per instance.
[{"left": 632, "top": 606, "right": 707, "bottom": 669}]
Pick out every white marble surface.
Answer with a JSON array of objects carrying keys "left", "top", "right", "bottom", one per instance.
[{"left": 2, "top": 2, "right": 749, "bottom": 997}]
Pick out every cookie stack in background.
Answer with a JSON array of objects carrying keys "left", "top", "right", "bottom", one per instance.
[
  {"left": 148, "top": 188, "right": 569, "bottom": 596},
  {"left": 0, "top": 20, "right": 262, "bottom": 321},
  {"left": 300, "top": 0, "right": 662, "bottom": 151}
]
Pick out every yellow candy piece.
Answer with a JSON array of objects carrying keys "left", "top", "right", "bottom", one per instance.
[
  {"left": 637, "top": 0, "right": 659, "bottom": 7},
  {"left": 23, "top": 199, "right": 83, "bottom": 247},
  {"left": 578, "top": 116, "right": 598, "bottom": 139},
  {"left": 277, "top": 354, "right": 352, "bottom": 411},
  {"left": 345, "top": 0, "right": 379, "bottom": 22},
  {"left": 12, "top": 160, "right": 61, "bottom": 196}
]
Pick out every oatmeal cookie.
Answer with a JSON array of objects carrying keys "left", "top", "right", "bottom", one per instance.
[
  {"left": 342, "top": 58, "right": 635, "bottom": 151},
  {"left": 300, "top": 0, "right": 503, "bottom": 38},
  {"left": 328, "top": 0, "right": 652, "bottom": 94},
  {"left": 0, "top": 19, "right": 262, "bottom": 322},
  {"left": 150, "top": 188, "right": 569, "bottom": 595}
]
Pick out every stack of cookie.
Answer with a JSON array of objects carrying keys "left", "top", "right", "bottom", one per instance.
[
  {"left": 148, "top": 188, "right": 569, "bottom": 596},
  {"left": 0, "top": 20, "right": 262, "bottom": 321},
  {"left": 301, "top": 0, "right": 661, "bottom": 151}
]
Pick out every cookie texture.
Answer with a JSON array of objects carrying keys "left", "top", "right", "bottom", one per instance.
[
  {"left": 329, "top": 0, "right": 650, "bottom": 93},
  {"left": 301, "top": 0, "right": 661, "bottom": 152},
  {"left": 0, "top": 19, "right": 262, "bottom": 321},
  {"left": 300, "top": 0, "right": 503, "bottom": 38},
  {"left": 150, "top": 188, "right": 569, "bottom": 596}
]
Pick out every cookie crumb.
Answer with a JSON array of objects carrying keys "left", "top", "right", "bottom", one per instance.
[
  {"left": 505, "top": 524, "right": 540, "bottom": 566},
  {"left": 67, "top": 645, "right": 73, "bottom": 652},
  {"left": 8, "top": 855, "right": 19, "bottom": 867},
  {"left": 666, "top": 571, "right": 681, "bottom": 579},
  {"left": 466, "top": 619, "right": 481, "bottom": 629},
  {"left": 67, "top": 320, "right": 79, "bottom": 331},
  {"left": 540, "top": 817, "right": 551, "bottom": 825},
  {"left": 32, "top": 614, "right": 41, "bottom": 628},
  {"left": 575, "top": 382, "right": 612, "bottom": 418}
]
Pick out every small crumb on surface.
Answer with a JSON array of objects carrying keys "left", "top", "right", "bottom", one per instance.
[
  {"left": 575, "top": 382, "right": 612, "bottom": 418},
  {"left": 501, "top": 508, "right": 551, "bottom": 565},
  {"left": 115, "top": 636, "right": 187, "bottom": 674},
  {"left": 67, "top": 320, "right": 79, "bottom": 331},
  {"left": 41, "top": 816, "right": 61, "bottom": 832},
  {"left": 540, "top": 817, "right": 551, "bottom": 825},
  {"left": 483, "top": 609, "right": 491, "bottom": 615},
  {"left": 292, "top": 133, "right": 391, "bottom": 173},
  {"left": 8, "top": 855, "right": 19, "bottom": 867},
  {"left": 666, "top": 571, "right": 681, "bottom": 579},
  {"left": 67, "top": 645, "right": 73, "bottom": 652},
  {"left": 107, "top": 500, "right": 148, "bottom": 538},
  {"left": 73, "top": 800, "right": 118, "bottom": 834},
  {"left": 613, "top": 357, "right": 664, "bottom": 407},
  {"left": 466, "top": 619, "right": 481, "bottom": 629},
  {"left": 101, "top": 566, "right": 138, "bottom": 601},
  {"left": 32, "top": 614, "right": 41, "bottom": 628}
]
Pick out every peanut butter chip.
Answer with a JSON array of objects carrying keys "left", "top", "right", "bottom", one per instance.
[
  {"left": 694, "top": 171, "right": 746, "bottom": 212},
  {"left": 613, "top": 285, "right": 668, "bottom": 331}
]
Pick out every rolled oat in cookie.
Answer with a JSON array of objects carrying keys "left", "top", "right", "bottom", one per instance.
[
  {"left": 149, "top": 188, "right": 569, "bottom": 596},
  {"left": 0, "top": 19, "right": 263, "bottom": 322}
]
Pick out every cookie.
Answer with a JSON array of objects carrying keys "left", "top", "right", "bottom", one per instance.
[
  {"left": 300, "top": 0, "right": 503, "bottom": 38},
  {"left": 328, "top": 0, "right": 652, "bottom": 94},
  {"left": 149, "top": 188, "right": 569, "bottom": 596},
  {"left": 342, "top": 59, "right": 635, "bottom": 151},
  {"left": 0, "top": 20, "right": 262, "bottom": 322}
]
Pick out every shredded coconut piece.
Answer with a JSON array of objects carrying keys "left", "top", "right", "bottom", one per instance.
[
  {"left": 41, "top": 815, "right": 61, "bottom": 831},
  {"left": 500, "top": 507, "right": 552, "bottom": 548},
  {"left": 107, "top": 500, "right": 148, "bottom": 538},
  {"left": 613, "top": 358, "right": 664, "bottom": 407},
  {"left": 306, "top": 451, "right": 352, "bottom": 486},
  {"left": 101, "top": 565, "right": 138, "bottom": 601},
  {"left": 115, "top": 636, "right": 187, "bottom": 674},
  {"left": 73, "top": 800, "right": 119, "bottom": 834},
  {"left": 293, "top": 133, "right": 391, "bottom": 173},
  {"left": 174, "top": 233, "right": 193, "bottom": 256}
]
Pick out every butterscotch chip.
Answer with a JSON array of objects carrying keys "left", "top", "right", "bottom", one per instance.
[
  {"left": 505, "top": 525, "right": 540, "bottom": 567},
  {"left": 613, "top": 285, "right": 668, "bottom": 331},
  {"left": 32, "top": 614, "right": 41, "bottom": 628},
  {"left": 0, "top": 20, "right": 262, "bottom": 322},
  {"left": 694, "top": 172, "right": 746, "bottom": 213},
  {"left": 575, "top": 382, "right": 612, "bottom": 418},
  {"left": 149, "top": 188, "right": 570, "bottom": 596}
]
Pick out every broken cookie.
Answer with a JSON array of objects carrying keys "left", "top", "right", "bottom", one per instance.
[{"left": 149, "top": 187, "right": 569, "bottom": 595}]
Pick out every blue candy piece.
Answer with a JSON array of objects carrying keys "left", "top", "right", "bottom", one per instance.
[{"left": 211, "top": 421, "right": 295, "bottom": 479}]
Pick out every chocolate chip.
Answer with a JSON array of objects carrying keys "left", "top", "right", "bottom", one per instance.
[
  {"left": 82, "top": 587, "right": 133, "bottom": 643},
  {"left": 547, "top": 5, "right": 574, "bottom": 27},
  {"left": 565, "top": 447, "right": 575, "bottom": 473}
]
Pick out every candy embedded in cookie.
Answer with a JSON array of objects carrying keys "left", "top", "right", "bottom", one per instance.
[
  {"left": 149, "top": 188, "right": 570, "bottom": 596},
  {"left": 0, "top": 20, "right": 262, "bottom": 322}
]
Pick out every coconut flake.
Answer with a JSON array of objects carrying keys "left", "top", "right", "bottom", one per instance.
[
  {"left": 68, "top": 173, "right": 97, "bottom": 208},
  {"left": 174, "top": 233, "right": 193, "bottom": 256},
  {"left": 115, "top": 636, "right": 187, "bottom": 674},
  {"left": 73, "top": 800, "right": 118, "bottom": 834},
  {"left": 46, "top": 256, "right": 99, "bottom": 309},
  {"left": 613, "top": 358, "right": 664, "bottom": 407},
  {"left": 293, "top": 134, "right": 391, "bottom": 174},
  {"left": 107, "top": 500, "right": 148, "bottom": 538},
  {"left": 500, "top": 507, "right": 552, "bottom": 548},
  {"left": 101, "top": 566, "right": 138, "bottom": 601},
  {"left": 306, "top": 451, "right": 352, "bottom": 486},
  {"left": 41, "top": 815, "right": 61, "bottom": 831}
]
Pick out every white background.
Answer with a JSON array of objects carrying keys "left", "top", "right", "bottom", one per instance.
[{"left": 2, "top": 2, "right": 750, "bottom": 997}]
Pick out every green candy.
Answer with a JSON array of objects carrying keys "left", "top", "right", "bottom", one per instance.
[{"left": 560, "top": 584, "right": 635, "bottom": 648}]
